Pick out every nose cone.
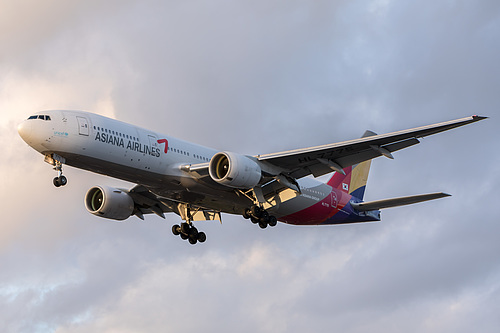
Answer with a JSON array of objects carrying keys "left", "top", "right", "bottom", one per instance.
[{"left": 18, "top": 120, "right": 33, "bottom": 143}]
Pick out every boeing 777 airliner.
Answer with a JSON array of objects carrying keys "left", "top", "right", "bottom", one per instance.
[{"left": 18, "top": 110, "right": 486, "bottom": 244}]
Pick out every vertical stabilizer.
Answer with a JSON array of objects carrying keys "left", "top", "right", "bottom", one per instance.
[
  {"left": 326, "top": 130, "right": 375, "bottom": 200},
  {"left": 327, "top": 160, "right": 372, "bottom": 200}
]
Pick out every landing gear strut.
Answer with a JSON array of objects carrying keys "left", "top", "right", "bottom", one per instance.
[
  {"left": 172, "top": 203, "right": 207, "bottom": 245},
  {"left": 244, "top": 205, "right": 278, "bottom": 229},
  {"left": 52, "top": 160, "right": 67, "bottom": 187}
]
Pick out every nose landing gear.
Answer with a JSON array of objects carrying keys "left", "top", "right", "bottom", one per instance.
[
  {"left": 53, "top": 175, "right": 67, "bottom": 187},
  {"left": 45, "top": 154, "right": 68, "bottom": 187},
  {"left": 53, "top": 160, "right": 67, "bottom": 187}
]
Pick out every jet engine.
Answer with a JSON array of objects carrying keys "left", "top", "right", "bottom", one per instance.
[
  {"left": 85, "top": 186, "right": 134, "bottom": 221},
  {"left": 209, "top": 152, "right": 262, "bottom": 189}
]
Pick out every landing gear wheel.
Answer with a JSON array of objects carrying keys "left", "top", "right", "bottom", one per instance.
[
  {"left": 53, "top": 177, "right": 61, "bottom": 187},
  {"left": 175, "top": 220, "right": 206, "bottom": 245},
  {"left": 189, "top": 226, "right": 199, "bottom": 238},
  {"left": 250, "top": 206, "right": 262, "bottom": 218},
  {"left": 260, "top": 211, "right": 269, "bottom": 223},
  {"left": 251, "top": 205, "right": 262, "bottom": 218},
  {"left": 268, "top": 216, "right": 277, "bottom": 227},
  {"left": 197, "top": 232, "right": 207, "bottom": 243},
  {"left": 243, "top": 209, "right": 252, "bottom": 219},
  {"left": 244, "top": 205, "right": 278, "bottom": 229},
  {"left": 172, "top": 224, "right": 181, "bottom": 236},
  {"left": 53, "top": 176, "right": 67, "bottom": 187},
  {"left": 181, "top": 222, "right": 191, "bottom": 234}
]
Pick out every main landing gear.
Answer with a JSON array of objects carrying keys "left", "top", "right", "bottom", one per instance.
[
  {"left": 172, "top": 222, "right": 207, "bottom": 245},
  {"left": 244, "top": 205, "right": 277, "bottom": 229},
  {"left": 53, "top": 160, "right": 67, "bottom": 187}
]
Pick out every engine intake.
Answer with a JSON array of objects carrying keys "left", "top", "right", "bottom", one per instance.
[
  {"left": 85, "top": 186, "right": 134, "bottom": 221},
  {"left": 209, "top": 152, "right": 262, "bottom": 189}
]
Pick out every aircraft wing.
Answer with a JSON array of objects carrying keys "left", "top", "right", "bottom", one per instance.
[{"left": 257, "top": 115, "right": 486, "bottom": 180}]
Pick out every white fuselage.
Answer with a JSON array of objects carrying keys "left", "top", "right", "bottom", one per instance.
[{"left": 18, "top": 110, "right": 336, "bottom": 219}]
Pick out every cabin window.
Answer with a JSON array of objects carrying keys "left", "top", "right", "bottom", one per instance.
[{"left": 28, "top": 115, "right": 37, "bottom": 120}]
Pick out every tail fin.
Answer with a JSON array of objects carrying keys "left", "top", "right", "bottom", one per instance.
[
  {"left": 327, "top": 130, "right": 376, "bottom": 200},
  {"left": 327, "top": 160, "right": 372, "bottom": 200}
]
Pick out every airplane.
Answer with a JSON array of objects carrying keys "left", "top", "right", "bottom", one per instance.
[{"left": 17, "top": 110, "right": 486, "bottom": 244}]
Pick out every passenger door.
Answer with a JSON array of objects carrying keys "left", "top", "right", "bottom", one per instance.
[{"left": 77, "top": 116, "right": 89, "bottom": 136}]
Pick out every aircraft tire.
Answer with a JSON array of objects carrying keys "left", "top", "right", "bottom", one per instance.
[
  {"left": 172, "top": 224, "right": 181, "bottom": 235},
  {"left": 180, "top": 232, "right": 188, "bottom": 240},
  {"left": 188, "top": 236, "right": 197, "bottom": 245},
  {"left": 260, "top": 211, "right": 269, "bottom": 223},
  {"left": 250, "top": 216, "right": 259, "bottom": 224},
  {"left": 53, "top": 177, "right": 61, "bottom": 187},
  {"left": 268, "top": 216, "right": 277, "bottom": 227},
  {"left": 59, "top": 175, "right": 67, "bottom": 186},
  {"left": 198, "top": 232, "right": 206, "bottom": 243},
  {"left": 181, "top": 222, "right": 191, "bottom": 234},
  {"left": 251, "top": 206, "right": 262, "bottom": 218},
  {"left": 189, "top": 226, "right": 199, "bottom": 238},
  {"left": 258, "top": 221, "right": 268, "bottom": 229},
  {"left": 243, "top": 209, "right": 252, "bottom": 219}
]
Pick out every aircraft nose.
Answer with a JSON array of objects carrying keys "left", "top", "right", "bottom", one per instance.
[{"left": 18, "top": 120, "right": 32, "bottom": 143}]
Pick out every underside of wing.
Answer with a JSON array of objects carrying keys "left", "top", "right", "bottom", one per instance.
[{"left": 128, "top": 185, "right": 222, "bottom": 222}]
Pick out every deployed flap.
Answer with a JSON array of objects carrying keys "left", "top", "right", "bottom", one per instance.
[
  {"left": 351, "top": 192, "right": 451, "bottom": 211},
  {"left": 126, "top": 185, "right": 173, "bottom": 218}
]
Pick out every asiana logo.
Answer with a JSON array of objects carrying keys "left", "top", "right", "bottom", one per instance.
[{"left": 94, "top": 131, "right": 164, "bottom": 158}]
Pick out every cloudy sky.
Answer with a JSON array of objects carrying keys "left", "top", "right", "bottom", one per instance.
[{"left": 1, "top": 0, "right": 499, "bottom": 332}]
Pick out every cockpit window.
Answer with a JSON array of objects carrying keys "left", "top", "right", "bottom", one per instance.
[{"left": 27, "top": 115, "right": 51, "bottom": 121}]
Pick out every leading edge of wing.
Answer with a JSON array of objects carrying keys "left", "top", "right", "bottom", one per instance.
[{"left": 257, "top": 115, "right": 487, "bottom": 166}]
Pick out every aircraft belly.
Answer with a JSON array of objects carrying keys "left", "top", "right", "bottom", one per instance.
[
  {"left": 272, "top": 183, "right": 332, "bottom": 225},
  {"left": 56, "top": 152, "right": 252, "bottom": 214}
]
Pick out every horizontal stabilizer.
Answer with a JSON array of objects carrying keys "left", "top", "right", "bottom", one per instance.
[{"left": 351, "top": 192, "right": 451, "bottom": 211}]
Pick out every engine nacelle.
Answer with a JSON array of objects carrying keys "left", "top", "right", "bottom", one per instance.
[
  {"left": 209, "top": 151, "right": 262, "bottom": 189},
  {"left": 85, "top": 186, "right": 134, "bottom": 221}
]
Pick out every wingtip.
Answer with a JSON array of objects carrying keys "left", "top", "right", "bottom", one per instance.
[{"left": 472, "top": 115, "right": 488, "bottom": 121}]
